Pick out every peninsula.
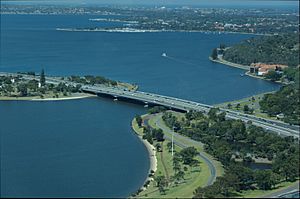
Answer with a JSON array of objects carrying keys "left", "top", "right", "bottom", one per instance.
[{"left": 0, "top": 71, "right": 138, "bottom": 101}]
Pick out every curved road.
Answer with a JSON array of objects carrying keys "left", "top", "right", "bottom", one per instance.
[{"left": 144, "top": 113, "right": 217, "bottom": 186}]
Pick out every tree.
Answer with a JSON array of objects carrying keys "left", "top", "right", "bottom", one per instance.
[
  {"left": 17, "top": 83, "right": 28, "bottom": 97},
  {"left": 180, "top": 147, "right": 198, "bottom": 165},
  {"left": 174, "top": 170, "right": 185, "bottom": 182},
  {"left": 211, "top": 48, "right": 218, "bottom": 60},
  {"left": 154, "top": 175, "right": 168, "bottom": 194},
  {"left": 243, "top": 105, "right": 254, "bottom": 114},
  {"left": 27, "top": 80, "right": 39, "bottom": 91},
  {"left": 167, "top": 142, "right": 172, "bottom": 152},
  {"left": 227, "top": 103, "right": 232, "bottom": 109},
  {"left": 155, "top": 143, "right": 162, "bottom": 152},
  {"left": 135, "top": 115, "right": 143, "bottom": 127},
  {"left": 254, "top": 170, "right": 279, "bottom": 190},
  {"left": 154, "top": 129, "right": 164, "bottom": 142},
  {"left": 220, "top": 43, "right": 226, "bottom": 49},
  {"left": 265, "top": 70, "right": 281, "bottom": 81},
  {"left": 208, "top": 108, "right": 219, "bottom": 121},
  {"left": 190, "top": 159, "right": 200, "bottom": 172},
  {"left": 40, "top": 69, "right": 46, "bottom": 86}
]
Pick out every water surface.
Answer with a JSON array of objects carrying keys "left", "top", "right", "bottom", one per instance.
[
  {"left": 0, "top": 14, "right": 281, "bottom": 197},
  {"left": 0, "top": 98, "right": 148, "bottom": 197}
]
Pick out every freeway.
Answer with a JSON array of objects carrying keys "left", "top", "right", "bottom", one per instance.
[
  {"left": 1, "top": 72, "right": 299, "bottom": 138},
  {"left": 81, "top": 86, "right": 299, "bottom": 138}
]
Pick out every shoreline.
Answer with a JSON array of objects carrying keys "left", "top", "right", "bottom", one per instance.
[
  {"left": 131, "top": 118, "right": 157, "bottom": 194},
  {"left": 209, "top": 57, "right": 286, "bottom": 85},
  {"left": 209, "top": 56, "right": 250, "bottom": 70},
  {"left": 0, "top": 93, "right": 95, "bottom": 101},
  {"left": 31, "top": 94, "right": 95, "bottom": 101},
  {"left": 55, "top": 27, "right": 270, "bottom": 36}
]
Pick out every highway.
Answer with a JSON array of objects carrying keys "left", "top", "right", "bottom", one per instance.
[
  {"left": 1, "top": 72, "right": 299, "bottom": 138},
  {"left": 81, "top": 86, "right": 299, "bottom": 138}
]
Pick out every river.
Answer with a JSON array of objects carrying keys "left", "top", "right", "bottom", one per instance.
[{"left": 0, "top": 14, "right": 280, "bottom": 197}]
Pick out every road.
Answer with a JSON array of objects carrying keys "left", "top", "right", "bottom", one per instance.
[
  {"left": 82, "top": 86, "right": 299, "bottom": 138},
  {"left": 1, "top": 71, "right": 299, "bottom": 138},
  {"left": 2, "top": 72, "right": 298, "bottom": 196},
  {"left": 262, "top": 181, "right": 299, "bottom": 198},
  {"left": 143, "top": 113, "right": 217, "bottom": 186}
]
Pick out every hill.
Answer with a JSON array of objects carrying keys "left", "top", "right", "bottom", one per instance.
[{"left": 223, "top": 33, "right": 299, "bottom": 67}]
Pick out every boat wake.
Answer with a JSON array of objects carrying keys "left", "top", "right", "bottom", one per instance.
[{"left": 161, "top": 53, "right": 199, "bottom": 67}]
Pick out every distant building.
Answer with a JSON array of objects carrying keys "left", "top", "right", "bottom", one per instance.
[{"left": 249, "top": 63, "right": 288, "bottom": 76}]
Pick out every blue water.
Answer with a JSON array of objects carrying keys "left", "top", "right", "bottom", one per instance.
[
  {"left": 0, "top": 14, "right": 281, "bottom": 197},
  {"left": 1, "top": 14, "right": 280, "bottom": 104},
  {"left": 0, "top": 98, "right": 148, "bottom": 197}
]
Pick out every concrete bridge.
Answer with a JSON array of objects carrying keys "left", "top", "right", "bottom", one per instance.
[
  {"left": 1, "top": 72, "right": 299, "bottom": 138},
  {"left": 81, "top": 85, "right": 299, "bottom": 138}
]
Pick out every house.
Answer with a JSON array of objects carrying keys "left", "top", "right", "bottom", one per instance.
[{"left": 249, "top": 63, "right": 288, "bottom": 76}]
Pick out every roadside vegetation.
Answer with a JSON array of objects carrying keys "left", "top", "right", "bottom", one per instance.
[
  {"left": 161, "top": 109, "right": 299, "bottom": 198},
  {"left": 259, "top": 84, "right": 300, "bottom": 125},
  {"left": 131, "top": 111, "right": 213, "bottom": 198},
  {"left": 217, "top": 69, "right": 299, "bottom": 125}
]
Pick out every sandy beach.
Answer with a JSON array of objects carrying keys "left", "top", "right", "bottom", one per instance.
[
  {"left": 138, "top": 136, "right": 158, "bottom": 177},
  {"left": 131, "top": 119, "right": 158, "bottom": 191},
  {"left": 31, "top": 94, "right": 94, "bottom": 101},
  {"left": 0, "top": 93, "right": 95, "bottom": 101}
]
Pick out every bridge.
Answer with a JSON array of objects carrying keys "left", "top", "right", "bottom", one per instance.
[
  {"left": 1, "top": 72, "right": 299, "bottom": 138},
  {"left": 81, "top": 85, "right": 299, "bottom": 138}
]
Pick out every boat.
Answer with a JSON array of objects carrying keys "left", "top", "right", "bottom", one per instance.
[
  {"left": 162, "top": 52, "right": 167, "bottom": 57},
  {"left": 240, "top": 73, "right": 245, "bottom": 77}
]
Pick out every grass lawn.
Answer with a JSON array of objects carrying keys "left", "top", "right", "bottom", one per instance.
[
  {"left": 132, "top": 116, "right": 214, "bottom": 198},
  {"left": 132, "top": 113, "right": 297, "bottom": 198},
  {"left": 215, "top": 91, "right": 279, "bottom": 121},
  {"left": 148, "top": 112, "right": 224, "bottom": 177}
]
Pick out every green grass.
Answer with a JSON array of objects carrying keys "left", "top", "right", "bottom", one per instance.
[
  {"left": 215, "top": 91, "right": 279, "bottom": 121},
  {"left": 148, "top": 112, "right": 224, "bottom": 177},
  {"left": 131, "top": 115, "right": 217, "bottom": 198},
  {"left": 137, "top": 140, "right": 211, "bottom": 198},
  {"left": 132, "top": 113, "right": 296, "bottom": 198}
]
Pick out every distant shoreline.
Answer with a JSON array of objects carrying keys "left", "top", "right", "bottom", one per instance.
[{"left": 55, "top": 27, "right": 269, "bottom": 36}]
